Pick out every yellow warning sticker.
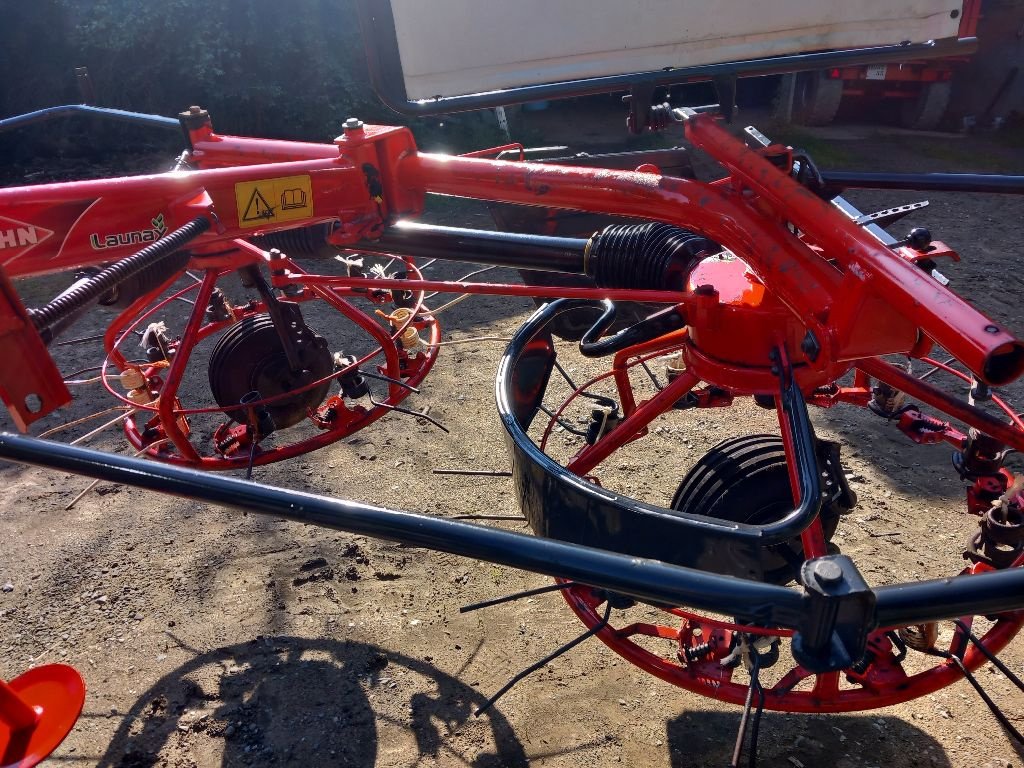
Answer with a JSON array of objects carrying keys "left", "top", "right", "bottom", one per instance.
[{"left": 234, "top": 174, "right": 314, "bottom": 229}]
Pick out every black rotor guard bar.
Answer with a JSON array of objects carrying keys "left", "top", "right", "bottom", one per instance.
[
  {"left": 2, "top": 431, "right": 1024, "bottom": 673},
  {"left": 497, "top": 299, "right": 824, "bottom": 581}
]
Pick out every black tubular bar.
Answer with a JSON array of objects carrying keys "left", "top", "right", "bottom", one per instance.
[
  {"left": 0, "top": 432, "right": 802, "bottom": 626},
  {"left": 353, "top": 0, "right": 976, "bottom": 117},
  {"left": 361, "top": 222, "right": 589, "bottom": 274},
  {"left": 822, "top": 171, "right": 1024, "bottom": 195},
  {"left": 874, "top": 571, "right": 1024, "bottom": 627},
  {"left": 2, "top": 433, "right": 1024, "bottom": 629},
  {"left": 0, "top": 104, "right": 180, "bottom": 134}
]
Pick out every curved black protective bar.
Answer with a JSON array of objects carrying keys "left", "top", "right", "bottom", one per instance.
[
  {"left": 0, "top": 104, "right": 180, "bottom": 134},
  {"left": 822, "top": 171, "right": 1024, "bottom": 195},
  {"left": 1, "top": 431, "right": 1023, "bottom": 634},
  {"left": 496, "top": 299, "right": 824, "bottom": 579},
  {"left": 354, "top": 0, "right": 976, "bottom": 116}
]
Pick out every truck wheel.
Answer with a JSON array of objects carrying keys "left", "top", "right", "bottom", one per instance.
[
  {"left": 899, "top": 81, "right": 952, "bottom": 131},
  {"left": 790, "top": 71, "right": 844, "bottom": 126}
]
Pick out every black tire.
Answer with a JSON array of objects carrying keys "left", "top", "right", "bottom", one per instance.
[
  {"left": 899, "top": 81, "right": 952, "bottom": 131},
  {"left": 791, "top": 71, "right": 844, "bottom": 126},
  {"left": 670, "top": 434, "right": 847, "bottom": 585}
]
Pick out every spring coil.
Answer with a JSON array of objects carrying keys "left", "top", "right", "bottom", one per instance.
[
  {"left": 587, "top": 222, "right": 716, "bottom": 291},
  {"left": 682, "top": 641, "right": 714, "bottom": 662},
  {"left": 29, "top": 216, "right": 210, "bottom": 335},
  {"left": 251, "top": 222, "right": 335, "bottom": 257},
  {"left": 899, "top": 623, "right": 939, "bottom": 652},
  {"left": 99, "top": 249, "right": 193, "bottom": 309}
]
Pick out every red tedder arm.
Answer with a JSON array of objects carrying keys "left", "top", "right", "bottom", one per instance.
[{"left": 0, "top": 111, "right": 1021, "bottom": 429}]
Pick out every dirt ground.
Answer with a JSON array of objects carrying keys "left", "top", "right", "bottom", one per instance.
[{"left": 2, "top": 106, "right": 1024, "bottom": 768}]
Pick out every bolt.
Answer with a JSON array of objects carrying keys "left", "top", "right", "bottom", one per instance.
[
  {"left": 268, "top": 247, "right": 283, "bottom": 260},
  {"left": 343, "top": 117, "right": 364, "bottom": 133},
  {"left": 813, "top": 559, "right": 844, "bottom": 585},
  {"left": 189, "top": 105, "right": 203, "bottom": 115},
  {"left": 906, "top": 227, "right": 932, "bottom": 251},
  {"left": 984, "top": 324, "right": 1000, "bottom": 334}
]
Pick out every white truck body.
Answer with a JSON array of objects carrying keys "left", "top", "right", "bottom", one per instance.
[{"left": 388, "top": 0, "right": 962, "bottom": 100}]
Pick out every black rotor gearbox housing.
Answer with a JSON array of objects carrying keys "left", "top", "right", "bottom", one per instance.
[{"left": 208, "top": 313, "right": 334, "bottom": 429}]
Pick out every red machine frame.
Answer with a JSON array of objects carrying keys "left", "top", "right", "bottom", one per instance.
[{"left": 1, "top": 104, "right": 1023, "bottom": 738}]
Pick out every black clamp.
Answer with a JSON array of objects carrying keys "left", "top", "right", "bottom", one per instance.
[{"left": 791, "top": 555, "right": 876, "bottom": 673}]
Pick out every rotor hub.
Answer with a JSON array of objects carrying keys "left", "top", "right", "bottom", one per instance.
[{"left": 208, "top": 313, "right": 334, "bottom": 430}]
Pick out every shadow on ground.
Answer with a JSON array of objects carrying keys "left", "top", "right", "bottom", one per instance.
[
  {"left": 95, "top": 635, "right": 529, "bottom": 768},
  {"left": 666, "top": 709, "right": 956, "bottom": 767}
]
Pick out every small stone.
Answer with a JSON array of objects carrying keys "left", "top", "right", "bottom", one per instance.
[
  {"left": 617, "top": 699, "right": 627, "bottom": 706},
  {"left": 1, "top": 583, "right": 13, "bottom": 593},
  {"left": 95, "top": 595, "right": 108, "bottom": 605}
]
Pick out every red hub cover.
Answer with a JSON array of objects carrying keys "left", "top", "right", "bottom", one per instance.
[{"left": 1, "top": 664, "right": 85, "bottom": 768}]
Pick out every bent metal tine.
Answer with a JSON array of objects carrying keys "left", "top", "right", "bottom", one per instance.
[{"left": 2, "top": 433, "right": 1024, "bottom": 630}]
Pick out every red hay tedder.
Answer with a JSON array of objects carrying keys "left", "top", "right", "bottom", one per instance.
[{"left": 0, "top": 1, "right": 1022, "bottom": 765}]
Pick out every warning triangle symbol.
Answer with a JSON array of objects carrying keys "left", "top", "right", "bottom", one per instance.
[{"left": 242, "top": 188, "right": 275, "bottom": 222}]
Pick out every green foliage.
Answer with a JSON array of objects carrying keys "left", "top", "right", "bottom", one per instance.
[
  {"left": 0, "top": 2, "right": 76, "bottom": 117},
  {"left": 58, "top": 0, "right": 383, "bottom": 138},
  {"left": 0, "top": 0, "right": 509, "bottom": 157}
]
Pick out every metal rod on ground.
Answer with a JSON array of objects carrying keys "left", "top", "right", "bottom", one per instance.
[
  {"left": 67, "top": 410, "right": 136, "bottom": 446},
  {"left": 433, "top": 469, "right": 513, "bottom": 477}
]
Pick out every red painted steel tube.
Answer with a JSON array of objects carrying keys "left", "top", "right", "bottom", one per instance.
[
  {"left": 189, "top": 135, "right": 338, "bottom": 167},
  {"left": 154, "top": 271, "right": 218, "bottom": 462},
  {"left": 567, "top": 369, "right": 700, "bottom": 476},
  {"left": 683, "top": 115, "right": 1024, "bottom": 386},
  {"left": 396, "top": 153, "right": 842, "bottom": 343},
  {"left": 0, "top": 158, "right": 368, "bottom": 277},
  {"left": 288, "top": 273, "right": 686, "bottom": 304},
  {"left": 858, "top": 357, "right": 1024, "bottom": 452}
]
